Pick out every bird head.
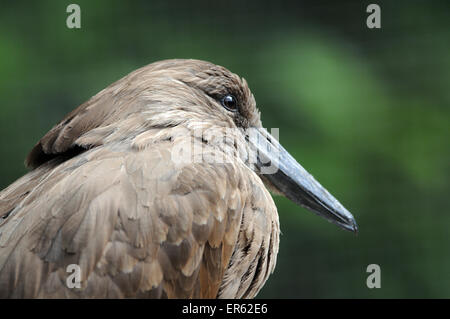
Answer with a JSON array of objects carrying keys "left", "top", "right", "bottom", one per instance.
[
  {"left": 134, "top": 59, "right": 357, "bottom": 233},
  {"left": 27, "top": 59, "right": 357, "bottom": 233}
]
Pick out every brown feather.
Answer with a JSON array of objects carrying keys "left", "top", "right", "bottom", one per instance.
[{"left": 0, "top": 59, "right": 279, "bottom": 299}]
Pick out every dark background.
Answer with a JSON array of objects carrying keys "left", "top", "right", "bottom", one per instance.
[{"left": 0, "top": 0, "right": 448, "bottom": 298}]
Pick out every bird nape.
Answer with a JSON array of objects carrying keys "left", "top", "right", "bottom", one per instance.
[{"left": 0, "top": 59, "right": 357, "bottom": 298}]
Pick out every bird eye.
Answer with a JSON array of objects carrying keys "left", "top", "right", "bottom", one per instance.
[{"left": 221, "top": 94, "right": 238, "bottom": 112}]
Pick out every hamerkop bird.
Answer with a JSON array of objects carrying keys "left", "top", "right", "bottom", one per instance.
[{"left": 0, "top": 59, "right": 357, "bottom": 298}]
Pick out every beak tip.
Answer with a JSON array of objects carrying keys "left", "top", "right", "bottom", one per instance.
[
  {"left": 346, "top": 216, "right": 358, "bottom": 234},
  {"left": 351, "top": 222, "right": 359, "bottom": 235}
]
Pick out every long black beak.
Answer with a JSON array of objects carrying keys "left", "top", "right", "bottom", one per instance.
[{"left": 249, "top": 128, "right": 358, "bottom": 233}]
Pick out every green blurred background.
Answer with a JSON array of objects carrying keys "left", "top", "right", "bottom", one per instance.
[{"left": 0, "top": 0, "right": 448, "bottom": 298}]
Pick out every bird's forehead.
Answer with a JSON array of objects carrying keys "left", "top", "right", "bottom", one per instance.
[
  {"left": 191, "top": 66, "right": 259, "bottom": 127},
  {"left": 171, "top": 61, "right": 249, "bottom": 95},
  {"left": 142, "top": 59, "right": 261, "bottom": 127}
]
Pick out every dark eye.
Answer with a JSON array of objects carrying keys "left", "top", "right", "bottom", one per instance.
[{"left": 221, "top": 94, "right": 238, "bottom": 112}]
